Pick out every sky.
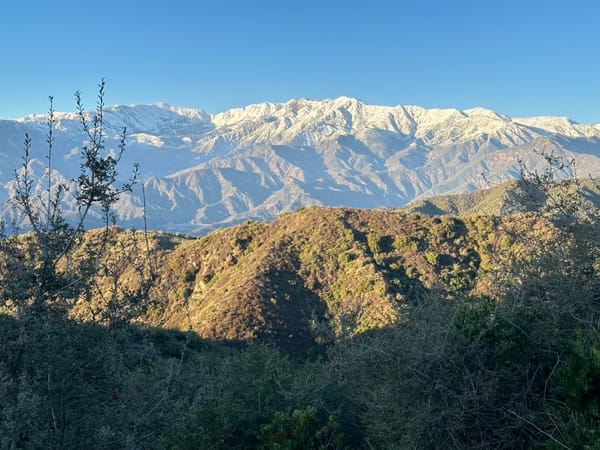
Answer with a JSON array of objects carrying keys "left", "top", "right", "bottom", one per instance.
[{"left": 0, "top": 0, "right": 599, "bottom": 123}]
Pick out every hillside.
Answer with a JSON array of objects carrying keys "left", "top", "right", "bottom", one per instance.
[
  {"left": 2, "top": 186, "right": 599, "bottom": 448},
  {"left": 404, "top": 177, "right": 600, "bottom": 217},
  {"left": 72, "top": 205, "right": 565, "bottom": 356}
]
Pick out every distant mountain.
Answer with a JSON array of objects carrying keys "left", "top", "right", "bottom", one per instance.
[
  {"left": 404, "top": 180, "right": 528, "bottom": 216},
  {"left": 404, "top": 178, "right": 600, "bottom": 217},
  {"left": 2, "top": 97, "right": 600, "bottom": 233}
]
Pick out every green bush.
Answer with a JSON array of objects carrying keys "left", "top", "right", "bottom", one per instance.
[
  {"left": 424, "top": 251, "right": 439, "bottom": 266},
  {"left": 258, "top": 407, "right": 347, "bottom": 450}
]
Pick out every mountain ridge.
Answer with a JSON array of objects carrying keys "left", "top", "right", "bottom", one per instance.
[
  {"left": 13, "top": 97, "right": 600, "bottom": 136},
  {"left": 2, "top": 97, "right": 600, "bottom": 233}
]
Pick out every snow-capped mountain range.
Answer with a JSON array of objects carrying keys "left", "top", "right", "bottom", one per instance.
[{"left": 2, "top": 97, "right": 600, "bottom": 233}]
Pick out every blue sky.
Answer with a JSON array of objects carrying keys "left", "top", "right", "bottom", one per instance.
[{"left": 1, "top": 0, "right": 599, "bottom": 122}]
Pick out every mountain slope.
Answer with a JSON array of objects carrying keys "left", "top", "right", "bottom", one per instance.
[
  {"left": 404, "top": 178, "right": 600, "bottom": 217},
  {"left": 68, "top": 205, "right": 566, "bottom": 355},
  {"left": 2, "top": 98, "right": 600, "bottom": 232}
]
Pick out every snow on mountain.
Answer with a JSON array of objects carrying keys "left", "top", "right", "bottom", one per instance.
[{"left": 2, "top": 97, "right": 600, "bottom": 233}]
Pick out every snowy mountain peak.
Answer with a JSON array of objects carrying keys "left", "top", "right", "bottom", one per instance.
[
  {"left": 331, "top": 96, "right": 364, "bottom": 108},
  {"left": 16, "top": 111, "right": 80, "bottom": 124},
  {"left": 2, "top": 97, "right": 600, "bottom": 234},
  {"left": 106, "top": 104, "right": 212, "bottom": 134},
  {"left": 213, "top": 101, "right": 286, "bottom": 126},
  {"left": 464, "top": 107, "right": 511, "bottom": 121},
  {"left": 150, "top": 103, "right": 212, "bottom": 121}
]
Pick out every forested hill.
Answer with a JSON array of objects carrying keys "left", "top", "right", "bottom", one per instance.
[{"left": 78, "top": 204, "right": 567, "bottom": 355}]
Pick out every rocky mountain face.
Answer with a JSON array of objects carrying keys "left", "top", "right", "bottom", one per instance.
[{"left": 2, "top": 97, "right": 600, "bottom": 233}]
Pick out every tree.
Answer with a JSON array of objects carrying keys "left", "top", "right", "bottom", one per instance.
[
  {"left": 0, "top": 81, "right": 165, "bottom": 449},
  {"left": 2, "top": 79, "right": 138, "bottom": 320},
  {"left": 516, "top": 150, "right": 600, "bottom": 448}
]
